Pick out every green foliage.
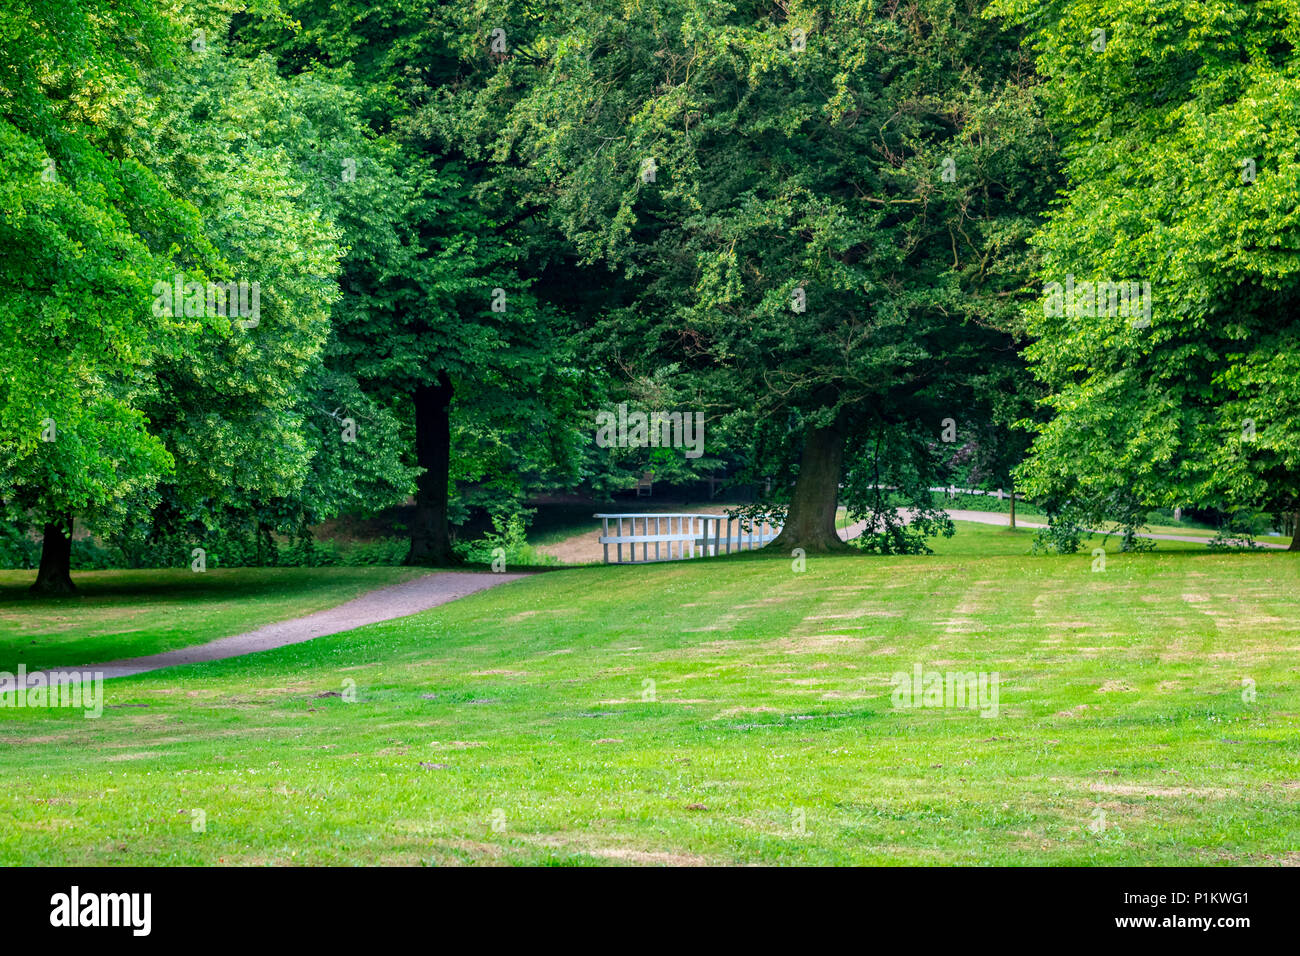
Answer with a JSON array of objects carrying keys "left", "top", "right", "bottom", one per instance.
[
  {"left": 469, "top": 0, "right": 1055, "bottom": 544},
  {"left": 842, "top": 424, "right": 957, "bottom": 554},
  {"left": 1030, "top": 515, "right": 1086, "bottom": 555},
  {"left": 127, "top": 21, "right": 425, "bottom": 543},
  {"left": 0, "top": 0, "right": 416, "bottom": 584},
  {"left": 0, "top": 523, "right": 39, "bottom": 570},
  {"left": 0, "top": 521, "right": 411, "bottom": 571},
  {"left": 233, "top": 1, "right": 598, "bottom": 548},
  {"left": 0, "top": 0, "right": 219, "bottom": 533},
  {"left": 997, "top": 0, "right": 1300, "bottom": 528},
  {"left": 454, "top": 512, "right": 558, "bottom": 567},
  {"left": 1205, "top": 510, "right": 1272, "bottom": 552},
  {"left": 724, "top": 501, "right": 789, "bottom": 530}
]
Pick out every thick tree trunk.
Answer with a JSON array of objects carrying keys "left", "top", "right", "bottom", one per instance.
[
  {"left": 1289, "top": 508, "right": 1300, "bottom": 552},
  {"left": 1008, "top": 486, "right": 1016, "bottom": 530},
  {"left": 30, "top": 514, "right": 76, "bottom": 595},
  {"left": 769, "top": 417, "right": 853, "bottom": 554},
  {"left": 405, "top": 372, "right": 461, "bottom": 566}
]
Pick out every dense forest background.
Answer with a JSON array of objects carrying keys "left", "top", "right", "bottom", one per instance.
[{"left": 6, "top": 0, "right": 1300, "bottom": 592}]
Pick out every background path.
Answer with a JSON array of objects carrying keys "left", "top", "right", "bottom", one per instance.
[{"left": 1, "top": 571, "right": 525, "bottom": 687}]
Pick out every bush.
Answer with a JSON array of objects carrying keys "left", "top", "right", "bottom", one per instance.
[
  {"left": 0, "top": 520, "right": 411, "bottom": 571},
  {"left": 341, "top": 539, "right": 408, "bottom": 566},
  {"left": 454, "top": 513, "right": 557, "bottom": 568},
  {"left": 70, "top": 537, "right": 120, "bottom": 570},
  {"left": 0, "top": 524, "right": 39, "bottom": 569},
  {"left": 1206, "top": 510, "right": 1271, "bottom": 551}
]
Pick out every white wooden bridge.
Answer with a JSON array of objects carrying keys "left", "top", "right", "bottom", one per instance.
[{"left": 595, "top": 513, "right": 782, "bottom": 564}]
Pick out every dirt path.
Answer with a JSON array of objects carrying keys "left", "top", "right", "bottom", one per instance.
[{"left": 1, "top": 572, "right": 526, "bottom": 687}]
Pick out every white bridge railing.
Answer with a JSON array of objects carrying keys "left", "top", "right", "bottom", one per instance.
[{"left": 595, "top": 513, "right": 782, "bottom": 565}]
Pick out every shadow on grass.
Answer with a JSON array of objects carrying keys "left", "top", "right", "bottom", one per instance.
[{"left": 0, "top": 567, "right": 371, "bottom": 605}]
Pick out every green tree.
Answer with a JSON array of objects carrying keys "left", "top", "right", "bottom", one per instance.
[
  {"left": 133, "top": 31, "right": 416, "bottom": 555},
  {"left": 0, "top": 0, "right": 223, "bottom": 593},
  {"left": 1, "top": 1, "right": 365, "bottom": 590},
  {"left": 482, "top": 0, "right": 1056, "bottom": 551},
  {"left": 233, "top": 2, "right": 597, "bottom": 565},
  {"left": 995, "top": 0, "right": 1300, "bottom": 549}
]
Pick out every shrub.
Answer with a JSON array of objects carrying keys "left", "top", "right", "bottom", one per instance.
[{"left": 454, "top": 513, "right": 556, "bottom": 567}]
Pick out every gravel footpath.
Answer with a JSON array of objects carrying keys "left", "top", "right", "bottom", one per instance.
[{"left": 2, "top": 571, "right": 526, "bottom": 687}]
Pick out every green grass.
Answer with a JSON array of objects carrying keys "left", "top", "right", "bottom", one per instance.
[
  {"left": 1, "top": 522, "right": 1296, "bottom": 865},
  {"left": 0, "top": 566, "right": 422, "bottom": 670}
]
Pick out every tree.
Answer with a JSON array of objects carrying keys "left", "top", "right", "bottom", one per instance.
[
  {"left": 483, "top": 0, "right": 1056, "bottom": 552},
  {"left": 232, "top": 2, "right": 598, "bottom": 565},
  {"left": 0, "top": 0, "right": 219, "bottom": 593},
  {"left": 993, "top": 0, "right": 1300, "bottom": 549},
  {"left": 1, "top": 2, "right": 362, "bottom": 590},
  {"left": 133, "top": 35, "right": 415, "bottom": 556}
]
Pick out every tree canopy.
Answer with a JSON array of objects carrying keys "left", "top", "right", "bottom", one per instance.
[
  {"left": 8, "top": 0, "right": 1300, "bottom": 586},
  {"left": 465, "top": 0, "right": 1056, "bottom": 550},
  {"left": 995, "top": 0, "right": 1300, "bottom": 548}
]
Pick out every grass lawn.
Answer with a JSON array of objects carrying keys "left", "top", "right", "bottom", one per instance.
[
  {"left": 1, "top": 522, "right": 1296, "bottom": 865},
  {"left": 0, "top": 566, "right": 423, "bottom": 670}
]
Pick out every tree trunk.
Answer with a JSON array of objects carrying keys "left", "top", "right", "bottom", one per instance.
[
  {"left": 1008, "top": 486, "right": 1016, "bottom": 530},
  {"left": 1289, "top": 508, "right": 1300, "bottom": 552},
  {"left": 769, "top": 417, "right": 853, "bottom": 554},
  {"left": 30, "top": 514, "right": 76, "bottom": 595},
  {"left": 405, "top": 372, "right": 461, "bottom": 566}
]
